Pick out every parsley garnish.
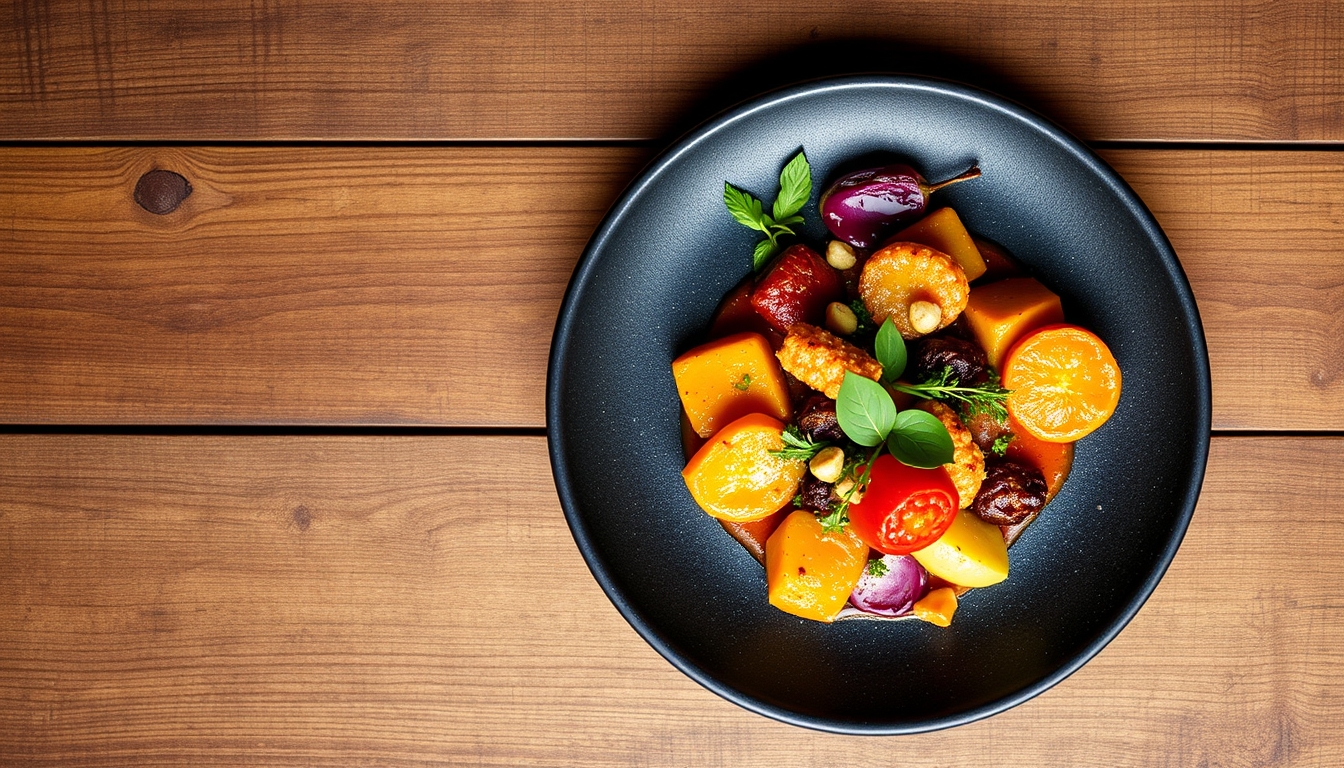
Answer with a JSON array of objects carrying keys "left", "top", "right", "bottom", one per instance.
[
  {"left": 849, "top": 300, "right": 872, "bottom": 333},
  {"left": 733, "top": 373, "right": 752, "bottom": 391},
  {"left": 892, "top": 366, "right": 1011, "bottom": 422},
  {"left": 865, "top": 316, "right": 1012, "bottom": 423},
  {"left": 769, "top": 425, "right": 828, "bottom": 462},
  {"left": 991, "top": 434, "right": 1014, "bottom": 457},
  {"left": 723, "top": 150, "right": 813, "bottom": 271},
  {"left": 866, "top": 558, "right": 889, "bottom": 577}
]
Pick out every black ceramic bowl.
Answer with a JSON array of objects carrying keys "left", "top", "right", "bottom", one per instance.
[{"left": 547, "top": 75, "right": 1210, "bottom": 734}]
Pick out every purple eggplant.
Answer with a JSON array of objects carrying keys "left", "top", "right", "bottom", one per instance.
[
  {"left": 819, "top": 164, "right": 981, "bottom": 248},
  {"left": 848, "top": 554, "right": 929, "bottom": 617}
]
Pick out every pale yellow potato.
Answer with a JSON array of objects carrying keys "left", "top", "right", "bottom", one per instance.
[{"left": 911, "top": 509, "right": 1009, "bottom": 588}]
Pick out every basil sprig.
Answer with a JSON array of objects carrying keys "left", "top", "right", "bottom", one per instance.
[
  {"left": 834, "top": 318, "right": 956, "bottom": 470},
  {"left": 723, "top": 150, "right": 812, "bottom": 271}
]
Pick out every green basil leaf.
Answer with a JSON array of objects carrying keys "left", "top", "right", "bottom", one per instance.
[
  {"left": 752, "top": 239, "right": 779, "bottom": 271},
  {"left": 772, "top": 150, "right": 812, "bottom": 221},
  {"left": 875, "top": 317, "right": 906, "bottom": 383},
  {"left": 724, "top": 183, "right": 769, "bottom": 233},
  {"left": 886, "top": 410, "right": 955, "bottom": 469},
  {"left": 835, "top": 371, "right": 896, "bottom": 447}
]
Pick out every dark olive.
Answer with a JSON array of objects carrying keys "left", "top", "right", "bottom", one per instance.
[
  {"left": 910, "top": 336, "right": 990, "bottom": 385},
  {"left": 797, "top": 394, "right": 845, "bottom": 443},
  {"left": 798, "top": 474, "right": 838, "bottom": 512},
  {"left": 971, "top": 460, "right": 1047, "bottom": 525}
]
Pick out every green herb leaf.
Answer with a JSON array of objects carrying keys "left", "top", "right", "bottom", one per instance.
[
  {"left": 887, "top": 409, "right": 955, "bottom": 469},
  {"left": 866, "top": 558, "right": 889, "bottom": 577},
  {"left": 891, "top": 366, "right": 1012, "bottom": 422},
  {"left": 733, "top": 373, "right": 752, "bottom": 391},
  {"left": 752, "top": 239, "right": 779, "bottom": 271},
  {"left": 772, "top": 150, "right": 812, "bottom": 221},
  {"left": 849, "top": 300, "right": 872, "bottom": 333},
  {"left": 725, "top": 151, "right": 812, "bottom": 272},
  {"left": 723, "top": 183, "right": 771, "bottom": 233},
  {"left": 874, "top": 317, "right": 907, "bottom": 383},
  {"left": 991, "top": 434, "right": 1014, "bottom": 457},
  {"left": 817, "top": 506, "right": 848, "bottom": 534},
  {"left": 792, "top": 494, "right": 804, "bottom": 508},
  {"left": 836, "top": 371, "right": 897, "bottom": 447},
  {"left": 769, "top": 425, "right": 829, "bottom": 462}
]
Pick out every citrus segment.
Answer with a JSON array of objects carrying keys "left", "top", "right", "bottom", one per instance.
[{"left": 1003, "top": 325, "right": 1121, "bottom": 443}]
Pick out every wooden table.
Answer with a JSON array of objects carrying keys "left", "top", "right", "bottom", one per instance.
[{"left": 2, "top": 3, "right": 1341, "bottom": 765}]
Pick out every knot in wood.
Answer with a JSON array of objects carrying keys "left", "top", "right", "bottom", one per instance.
[{"left": 134, "top": 170, "right": 192, "bottom": 214}]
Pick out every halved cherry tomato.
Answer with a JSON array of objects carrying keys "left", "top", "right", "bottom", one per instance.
[{"left": 847, "top": 454, "right": 959, "bottom": 555}]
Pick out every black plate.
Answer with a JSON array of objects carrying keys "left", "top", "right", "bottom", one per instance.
[{"left": 547, "top": 75, "right": 1210, "bottom": 734}]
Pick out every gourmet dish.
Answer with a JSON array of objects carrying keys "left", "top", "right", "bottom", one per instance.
[{"left": 673, "top": 151, "right": 1122, "bottom": 626}]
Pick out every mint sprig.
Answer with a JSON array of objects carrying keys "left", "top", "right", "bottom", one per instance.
[{"left": 723, "top": 150, "right": 812, "bottom": 271}]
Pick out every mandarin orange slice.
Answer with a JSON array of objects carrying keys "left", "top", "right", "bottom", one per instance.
[{"left": 1003, "top": 325, "right": 1121, "bottom": 443}]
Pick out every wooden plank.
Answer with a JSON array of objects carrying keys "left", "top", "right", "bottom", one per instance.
[
  {"left": 0, "top": 146, "right": 643, "bottom": 426},
  {"left": 0, "top": 435, "right": 1339, "bottom": 766},
  {"left": 1, "top": 1, "right": 1341, "bottom": 142},
  {"left": 1103, "top": 149, "right": 1344, "bottom": 431},
  {"left": 2, "top": 147, "right": 1342, "bottom": 429}
]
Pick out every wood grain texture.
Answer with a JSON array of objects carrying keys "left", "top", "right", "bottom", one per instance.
[
  {"left": 2, "top": 147, "right": 1342, "bottom": 428},
  {"left": 2, "top": 1, "right": 1342, "bottom": 142},
  {"left": 0, "top": 435, "right": 1339, "bottom": 767},
  {"left": 0, "top": 146, "right": 643, "bottom": 425}
]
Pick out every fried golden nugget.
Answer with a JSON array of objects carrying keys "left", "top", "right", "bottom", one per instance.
[
  {"left": 775, "top": 323, "right": 883, "bottom": 399},
  {"left": 917, "top": 400, "right": 986, "bottom": 509}
]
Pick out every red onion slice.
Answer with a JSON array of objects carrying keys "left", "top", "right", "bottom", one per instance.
[{"left": 848, "top": 554, "right": 929, "bottom": 617}]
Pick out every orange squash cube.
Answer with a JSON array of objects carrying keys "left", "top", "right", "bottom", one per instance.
[
  {"left": 891, "top": 207, "right": 988, "bottom": 282},
  {"left": 765, "top": 510, "right": 869, "bottom": 622},
  {"left": 912, "top": 587, "right": 959, "bottom": 627},
  {"left": 962, "top": 277, "right": 1065, "bottom": 370},
  {"left": 682, "top": 413, "right": 805, "bottom": 522},
  {"left": 672, "top": 332, "right": 792, "bottom": 438}
]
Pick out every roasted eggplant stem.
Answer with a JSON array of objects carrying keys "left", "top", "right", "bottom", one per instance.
[{"left": 923, "top": 166, "right": 982, "bottom": 195}]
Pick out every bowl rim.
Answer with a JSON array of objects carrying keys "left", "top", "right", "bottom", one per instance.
[{"left": 546, "top": 73, "right": 1212, "bottom": 735}]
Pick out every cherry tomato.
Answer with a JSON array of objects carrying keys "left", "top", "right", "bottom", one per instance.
[{"left": 847, "top": 454, "right": 959, "bottom": 555}]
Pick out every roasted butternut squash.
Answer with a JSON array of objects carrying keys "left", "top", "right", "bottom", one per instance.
[
  {"left": 891, "top": 207, "right": 988, "bottom": 282},
  {"left": 962, "top": 277, "right": 1065, "bottom": 370},
  {"left": 912, "top": 587, "right": 959, "bottom": 627},
  {"left": 682, "top": 413, "right": 805, "bottom": 522},
  {"left": 673, "top": 332, "right": 792, "bottom": 438},
  {"left": 765, "top": 510, "right": 869, "bottom": 622}
]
